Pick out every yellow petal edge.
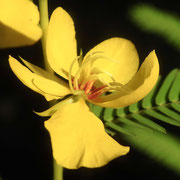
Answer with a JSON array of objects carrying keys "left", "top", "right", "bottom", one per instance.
[
  {"left": 45, "top": 100, "right": 129, "bottom": 169},
  {"left": 92, "top": 50, "right": 159, "bottom": 108},
  {"left": 84, "top": 37, "right": 139, "bottom": 84},
  {"left": 8, "top": 56, "right": 70, "bottom": 101},
  {"left": 46, "top": 7, "right": 78, "bottom": 79}
]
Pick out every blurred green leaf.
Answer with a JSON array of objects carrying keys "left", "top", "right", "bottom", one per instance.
[
  {"left": 90, "top": 69, "right": 180, "bottom": 174},
  {"left": 129, "top": 4, "right": 180, "bottom": 50},
  {"left": 123, "top": 125, "right": 180, "bottom": 175}
]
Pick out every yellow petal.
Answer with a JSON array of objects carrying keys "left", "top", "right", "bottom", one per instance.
[
  {"left": 45, "top": 99, "right": 129, "bottom": 169},
  {"left": 84, "top": 38, "right": 139, "bottom": 84},
  {"left": 91, "top": 50, "right": 159, "bottom": 108},
  {"left": 32, "top": 78, "right": 71, "bottom": 99},
  {"left": 20, "top": 57, "right": 68, "bottom": 86},
  {"left": 0, "top": 0, "right": 42, "bottom": 48},
  {"left": 9, "top": 56, "right": 70, "bottom": 101},
  {"left": 46, "top": 7, "right": 78, "bottom": 79},
  {"left": 20, "top": 57, "right": 49, "bottom": 78}
]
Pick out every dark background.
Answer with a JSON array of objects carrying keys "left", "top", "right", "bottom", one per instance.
[{"left": 0, "top": 0, "right": 180, "bottom": 179}]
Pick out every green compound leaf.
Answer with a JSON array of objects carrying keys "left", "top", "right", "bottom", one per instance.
[
  {"left": 117, "top": 69, "right": 180, "bottom": 131},
  {"left": 89, "top": 68, "right": 180, "bottom": 174},
  {"left": 129, "top": 4, "right": 180, "bottom": 50},
  {"left": 90, "top": 69, "right": 180, "bottom": 135}
]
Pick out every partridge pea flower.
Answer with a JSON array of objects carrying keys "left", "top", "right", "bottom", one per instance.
[
  {"left": 0, "top": 0, "right": 42, "bottom": 48},
  {"left": 9, "top": 7, "right": 159, "bottom": 169}
]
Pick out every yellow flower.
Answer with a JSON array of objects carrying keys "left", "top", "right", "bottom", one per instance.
[
  {"left": 0, "top": 0, "right": 42, "bottom": 48},
  {"left": 9, "top": 7, "right": 159, "bottom": 169}
]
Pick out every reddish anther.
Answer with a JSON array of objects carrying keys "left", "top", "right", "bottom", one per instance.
[
  {"left": 88, "top": 90, "right": 104, "bottom": 100},
  {"left": 84, "top": 81, "right": 95, "bottom": 94}
]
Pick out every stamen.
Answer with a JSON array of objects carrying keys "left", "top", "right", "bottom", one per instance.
[
  {"left": 90, "top": 85, "right": 106, "bottom": 94},
  {"left": 102, "top": 85, "right": 133, "bottom": 93},
  {"left": 74, "top": 54, "right": 103, "bottom": 86},
  {"left": 78, "top": 52, "right": 120, "bottom": 85},
  {"left": 68, "top": 51, "right": 126, "bottom": 100},
  {"left": 78, "top": 49, "right": 83, "bottom": 66},
  {"left": 68, "top": 56, "right": 80, "bottom": 93},
  {"left": 88, "top": 90, "right": 104, "bottom": 100},
  {"left": 92, "top": 67, "right": 116, "bottom": 82},
  {"left": 79, "top": 74, "right": 98, "bottom": 89},
  {"left": 84, "top": 80, "right": 95, "bottom": 94}
]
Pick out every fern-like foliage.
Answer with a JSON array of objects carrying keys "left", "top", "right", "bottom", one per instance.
[
  {"left": 90, "top": 68, "right": 180, "bottom": 135},
  {"left": 89, "top": 69, "right": 180, "bottom": 174}
]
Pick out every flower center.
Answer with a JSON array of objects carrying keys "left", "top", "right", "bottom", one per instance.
[
  {"left": 73, "top": 78, "right": 106, "bottom": 100},
  {"left": 68, "top": 52, "right": 125, "bottom": 100}
]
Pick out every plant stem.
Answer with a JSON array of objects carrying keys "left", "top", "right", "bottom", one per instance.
[
  {"left": 54, "top": 159, "right": 63, "bottom": 180},
  {"left": 38, "top": 0, "right": 52, "bottom": 73},
  {"left": 38, "top": 1, "right": 63, "bottom": 180}
]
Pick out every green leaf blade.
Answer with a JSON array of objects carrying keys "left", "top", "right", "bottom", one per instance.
[
  {"left": 116, "top": 107, "right": 127, "bottom": 117},
  {"left": 117, "top": 117, "right": 149, "bottom": 130},
  {"left": 103, "top": 108, "right": 115, "bottom": 122},
  {"left": 142, "top": 77, "right": 161, "bottom": 109},
  {"left": 144, "top": 109, "right": 180, "bottom": 126},
  {"left": 128, "top": 102, "right": 139, "bottom": 113},
  {"left": 105, "top": 121, "right": 134, "bottom": 136},
  {"left": 155, "top": 69, "right": 179, "bottom": 105},
  {"left": 157, "top": 106, "right": 180, "bottom": 121},
  {"left": 171, "top": 103, "right": 180, "bottom": 112},
  {"left": 91, "top": 105, "right": 103, "bottom": 118},
  {"left": 130, "top": 113, "right": 166, "bottom": 133},
  {"left": 168, "top": 70, "right": 180, "bottom": 102}
]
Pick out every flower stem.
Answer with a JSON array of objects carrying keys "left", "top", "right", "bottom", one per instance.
[
  {"left": 38, "top": 0, "right": 53, "bottom": 73},
  {"left": 54, "top": 159, "right": 63, "bottom": 180},
  {"left": 38, "top": 1, "right": 63, "bottom": 180}
]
